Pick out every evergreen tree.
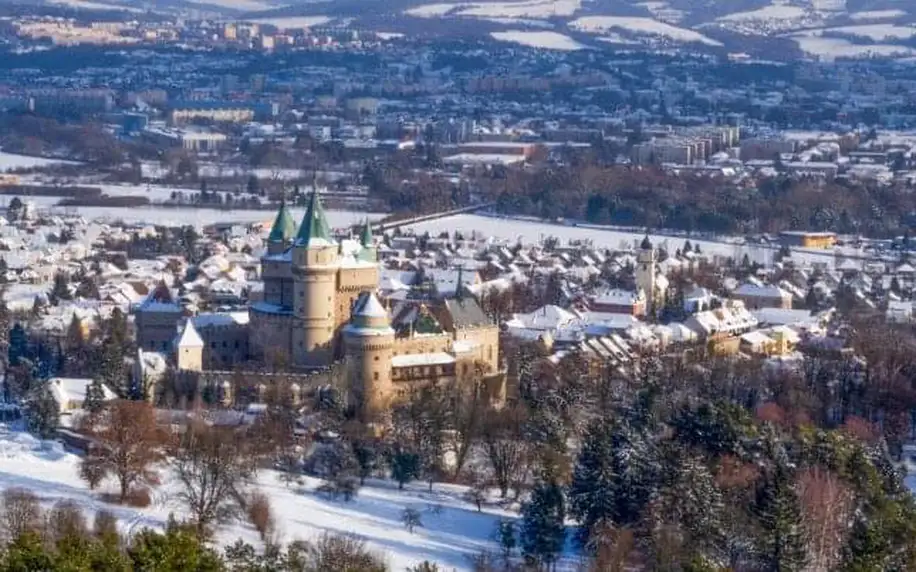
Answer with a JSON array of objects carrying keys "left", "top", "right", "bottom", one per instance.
[
  {"left": 755, "top": 461, "right": 807, "bottom": 572},
  {"left": 83, "top": 379, "right": 106, "bottom": 415},
  {"left": 8, "top": 322, "right": 25, "bottom": 367},
  {"left": 569, "top": 419, "right": 655, "bottom": 546},
  {"left": 0, "top": 297, "right": 9, "bottom": 399},
  {"left": 390, "top": 448, "right": 420, "bottom": 490},
  {"left": 49, "top": 272, "right": 71, "bottom": 306},
  {"left": 27, "top": 384, "right": 59, "bottom": 440},
  {"left": 653, "top": 453, "right": 725, "bottom": 562},
  {"left": 521, "top": 478, "right": 566, "bottom": 570}
]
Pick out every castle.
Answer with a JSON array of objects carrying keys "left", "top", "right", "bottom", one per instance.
[{"left": 136, "top": 190, "right": 503, "bottom": 416}]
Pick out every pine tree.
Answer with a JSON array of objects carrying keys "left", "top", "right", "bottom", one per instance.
[
  {"left": 49, "top": 272, "right": 71, "bottom": 306},
  {"left": 521, "top": 478, "right": 566, "bottom": 570},
  {"left": 755, "top": 461, "right": 807, "bottom": 572},
  {"left": 27, "top": 384, "right": 59, "bottom": 440},
  {"left": 83, "top": 379, "right": 106, "bottom": 415},
  {"left": 653, "top": 454, "right": 725, "bottom": 562},
  {"left": 569, "top": 419, "right": 655, "bottom": 546}
]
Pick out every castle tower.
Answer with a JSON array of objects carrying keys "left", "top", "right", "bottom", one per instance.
[
  {"left": 343, "top": 292, "right": 395, "bottom": 419},
  {"left": 266, "top": 196, "right": 296, "bottom": 255},
  {"left": 358, "top": 219, "right": 377, "bottom": 263},
  {"left": 176, "top": 320, "right": 204, "bottom": 372},
  {"left": 636, "top": 235, "right": 657, "bottom": 316},
  {"left": 292, "top": 189, "right": 339, "bottom": 367}
]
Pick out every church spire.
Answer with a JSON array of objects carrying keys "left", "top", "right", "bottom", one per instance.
[{"left": 295, "top": 187, "right": 332, "bottom": 247}]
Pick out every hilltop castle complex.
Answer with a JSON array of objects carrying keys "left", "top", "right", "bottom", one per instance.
[{"left": 136, "top": 191, "right": 503, "bottom": 416}]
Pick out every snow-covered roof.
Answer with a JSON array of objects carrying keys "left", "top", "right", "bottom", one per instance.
[
  {"left": 48, "top": 377, "right": 116, "bottom": 408},
  {"left": 391, "top": 352, "right": 456, "bottom": 368},
  {"left": 177, "top": 321, "right": 204, "bottom": 348}
]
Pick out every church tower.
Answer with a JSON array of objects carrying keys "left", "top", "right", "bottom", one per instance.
[
  {"left": 636, "top": 235, "right": 657, "bottom": 316},
  {"left": 292, "top": 189, "right": 339, "bottom": 367},
  {"left": 343, "top": 292, "right": 395, "bottom": 419}
]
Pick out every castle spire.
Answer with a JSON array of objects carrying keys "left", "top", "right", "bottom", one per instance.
[
  {"left": 360, "top": 218, "right": 373, "bottom": 248},
  {"left": 267, "top": 192, "right": 296, "bottom": 244},
  {"left": 295, "top": 187, "right": 332, "bottom": 246}
]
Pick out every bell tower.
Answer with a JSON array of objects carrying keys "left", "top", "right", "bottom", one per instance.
[{"left": 636, "top": 235, "right": 657, "bottom": 316}]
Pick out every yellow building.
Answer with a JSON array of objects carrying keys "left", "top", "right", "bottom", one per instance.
[{"left": 778, "top": 231, "right": 836, "bottom": 249}]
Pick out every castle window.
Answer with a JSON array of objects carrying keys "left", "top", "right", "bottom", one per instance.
[
  {"left": 234, "top": 341, "right": 239, "bottom": 349},
  {"left": 374, "top": 356, "right": 379, "bottom": 361},
  {"left": 210, "top": 342, "right": 216, "bottom": 349},
  {"left": 373, "top": 372, "right": 379, "bottom": 381}
]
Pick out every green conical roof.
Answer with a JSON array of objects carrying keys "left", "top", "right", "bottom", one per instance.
[
  {"left": 360, "top": 219, "right": 373, "bottom": 247},
  {"left": 268, "top": 199, "right": 296, "bottom": 243},
  {"left": 296, "top": 189, "right": 333, "bottom": 246}
]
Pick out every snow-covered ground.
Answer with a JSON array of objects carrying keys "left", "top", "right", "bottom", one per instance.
[
  {"left": 0, "top": 428, "right": 521, "bottom": 570},
  {"left": 849, "top": 9, "right": 907, "bottom": 21},
  {"left": 401, "top": 213, "right": 861, "bottom": 267},
  {"left": 46, "top": 0, "right": 142, "bottom": 11},
  {"left": 791, "top": 32, "right": 915, "bottom": 60},
  {"left": 246, "top": 16, "right": 332, "bottom": 29},
  {"left": 195, "top": 0, "right": 285, "bottom": 11},
  {"left": 570, "top": 16, "right": 722, "bottom": 46},
  {"left": 49, "top": 205, "right": 385, "bottom": 228},
  {"left": 406, "top": 0, "right": 580, "bottom": 20},
  {"left": 816, "top": 23, "right": 916, "bottom": 41},
  {"left": 0, "top": 152, "right": 79, "bottom": 172},
  {"left": 491, "top": 30, "right": 585, "bottom": 50},
  {"left": 717, "top": 2, "right": 807, "bottom": 22}
]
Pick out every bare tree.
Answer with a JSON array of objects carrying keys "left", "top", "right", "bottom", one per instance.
[
  {"left": 796, "top": 467, "right": 853, "bottom": 572},
  {"left": 481, "top": 404, "right": 530, "bottom": 499},
  {"left": 80, "top": 400, "right": 165, "bottom": 503},
  {"left": 171, "top": 421, "right": 257, "bottom": 538},
  {"left": 0, "top": 487, "right": 42, "bottom": 541}
]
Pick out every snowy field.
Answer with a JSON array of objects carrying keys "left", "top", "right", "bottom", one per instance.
[
  {"left": 402, "top": 213, "right": 859, "bottom": 267},
  {"left": 406, "top": 0, "right": 580, "bottom": 19},
  {"left": 820, "top": 23, "right": 916, "bottom": 41},
  {"left": 717, "top": 2, "right": 806, "bottom": 22},
  {"left": 247, "top": 16, "right": 332, "bottom": 29},
  {"left": 0, "top": 152, "right": 79, "bottom": 172},
  {"left": 51, "top": 205, "right": 386, "bottom": 228},
  {"left": 196, "top": 0, "right": 285, "bottom": 11},
  {"left": 570, "top": 16, "right": 722, "bottom": 46},
  {"left": 491, "top": 30, "right": 585, "bottom": 50},
  {"left": 791, "top": 33, "right": 915, "bottom": 60},
  {"left": 47, "top": 0, "right": 142, "bottom": 11},
  {"left": 850, "top": 9, "right": 907, "bottom": 21},
  {"left": 0, "top": 429, "right": 524, "bottom": 571}
]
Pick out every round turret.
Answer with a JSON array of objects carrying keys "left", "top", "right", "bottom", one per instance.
[{"left": 343, "top": 292, "right": 395, "bottom": 419}]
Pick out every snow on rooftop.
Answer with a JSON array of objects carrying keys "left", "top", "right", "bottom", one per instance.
[
  {"left": 177, "top": 321, "right": 205, "bottom": 348},
  {"left": 355, "top": 293, "right": 389, "bottom": 318},
  {"left": 391, "top": 352, "right": 457, "bottom": 368}
]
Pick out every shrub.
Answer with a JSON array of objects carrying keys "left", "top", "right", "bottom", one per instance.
[
  {"left": 123, "top": 488, "right": 152, "bottom": 508},
  {"left": 93, "top": 510, "right": 119, "bottom": 541},
  {"left": 245, "top": 491, "right": 274, "bottom": 542},
  {"left": 1, "top": 487, "right": 42, "bottom": 540},
  {"left": 79, "top": 455, "right": 105, "bottom": 491},
  {"left": 317, "top": 476, "right": 360, "bottom": 502},
  {"left": 401, "top": 507, "right": 422, "bottom": 534},
  {"left": 46, "top": 499, "right": 87, "bottom": 542}
]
